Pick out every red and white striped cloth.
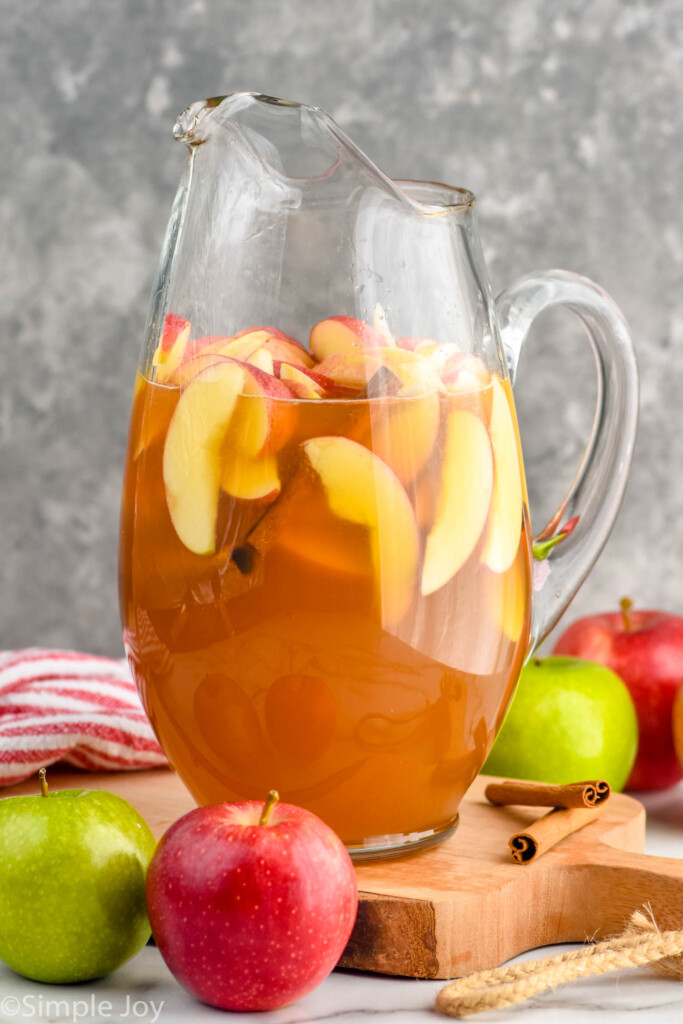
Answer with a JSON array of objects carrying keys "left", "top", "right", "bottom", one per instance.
[{"left": 0, "top": 649, "right": 168, "bottom": 785}]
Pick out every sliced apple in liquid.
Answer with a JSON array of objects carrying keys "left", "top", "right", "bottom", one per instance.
[
  {"left": 364, "top": 346, "right": 445, "bottom": 396},
  {"left": 315, "top": 351, "right": 385, "bottom": 388},
  {"left": 188, "top": 332, "right": 270, "bottom": 364},
  {"left": 248, "top": 473, "right": 372, "bottom": 577},
  {"left": 279, "top": 362, "right": 324, "bottom": 399},
  {"left": 357, "top": 393, "right": 440, "bottom": 486},
  {"left": 225, "top": 363, "right": 295, "bottom": 458},
  {"left": 169, "top": 352, "right": 234, "bottom": 387},
  {"left": 481, "top": 376, "right": 525, "bottom": 574},
  {"left": 489, "top": 535, "right": 530, "bottom": 644},
  {"left": 309, "top": 316, "right": 387, "bottom": 361},
  {"left": 152, "top": 313, "right": 191, "bottom": 383},
  {"left": 302, "top": 436, "right": 419, "bottom": 626},
  {"left": 421, "top": 410, "right": 494, "bottom": 596},
  {"left": 129, "top": 373, "right": 180, "bottom": 461},
  {"left": 220, "top": 451, "right": 281, "bottom": 503},
  {"left": 234, "top": 327, "right": 315, "bottom": 368},
  {"left": 246, "top": 346, "right": 275, "bottom": 375},
  {"left": 502, "top": 375, "right": 529, "bottom": 510},
  {"left": 259, "top": 336, "right": 316, "bottom": 368},
  {"left": 163, "top": 361, "right": 246, "bottom": 555}
]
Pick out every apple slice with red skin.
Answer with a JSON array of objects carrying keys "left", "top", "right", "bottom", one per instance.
[
  {"left": 177, "top": 342, "right": 276, "bottom": 388},
  {"left": 273, "top": 361, "right": 360, "bottom": 399},
  {"left": 234, "top": 325, "right": 289, "bottom": 339},
  {"left": 481, "top": 376, "right": 525, "bottom": 574},
  {"left": 183, "top": 332, "right": 271, "bottom": 365},
  {"left": 233, "top": 327, "right": 315, "bottom": 368},
  {"left": 301, "top": 436, "right": 419, "bottom": 625},
  {"left": 169, "top": 352, "right": 235, "bottom": 387},
  {"left": 146, "top": 792, "right": 358, "bottom": 1013},
  {"left": 163, "top": 359, "right": 294, "bottom": 551},
  {"left": 226, "top": 362, "right": 296, "bottom": 458},
  {"left": 259, "top": 336, "right": 315, "bottom": 368},
  {"left": 163, "top": 361, "right": 247, "bottom": 555},
  {"left": 245, "top": 346, "right": 275, "bottom": 375},
  {"left": 279, "top": 362, "right": 324, "bottom": 399},
  {"left": 178, "top": 335, "right": 233, "bottom": 364},
  {"left": 234, "top": 324, "right": 305, "bottom": 350},
  {"left": 315, "top": 352, "right": 385, "bottom": 389},
  {"left": 152, "top": 314, "right": 191, "bottom": 382},
  {"left": 157, "top": 313, "right": 191, "bottom": 357},
  {"left": 231, "top": 332, "right": 315, "bottom": 370},
  {"left": 421, "top": 409, "right": 494, "bottom": 595},
  {"left": 310, "top": 316, "right": 387, "bottom": 362}
]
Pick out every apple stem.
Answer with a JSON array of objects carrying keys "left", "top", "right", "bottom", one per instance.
[
  {"left": 38, "top": 768, "right": 49, "bottom": 798},
  {"left": 620, "top": 597, "right": 633, "bottom": 632},
  {"left": 259, "top": 790, "right": 279, "bottom": 827}
]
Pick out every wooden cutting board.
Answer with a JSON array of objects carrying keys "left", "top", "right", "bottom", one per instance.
[{"left": 5, "top": 768, "right": 683, "bottom": 980}]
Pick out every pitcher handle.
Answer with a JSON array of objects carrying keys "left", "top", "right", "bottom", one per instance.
[{"left": 495, "top": 270, "right": 639, "bottom": 653}]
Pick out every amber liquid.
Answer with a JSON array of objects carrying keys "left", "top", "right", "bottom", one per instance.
[{"left": 120, "top": 374, "right": 532, "bottom": 853}]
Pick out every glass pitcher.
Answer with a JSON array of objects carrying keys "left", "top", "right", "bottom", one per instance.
[{"left": 119, "top": 93, "right": 638, "bottom": 859}]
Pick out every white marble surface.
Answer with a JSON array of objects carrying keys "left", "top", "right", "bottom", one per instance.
[{"left": 3, "top": 787, "right": 683, "bottom": 1024}]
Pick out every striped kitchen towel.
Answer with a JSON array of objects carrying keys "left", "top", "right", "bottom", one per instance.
[{"left": 0, "top": 649, "right": 167, "bottom": 785}]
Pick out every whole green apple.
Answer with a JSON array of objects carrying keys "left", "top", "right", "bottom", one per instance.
[
  {"left": 0, "top": 772, "right": 156, "bottom": 983},
  {"left": 483, "top": 656, "right": 638, "bottom": 791}
]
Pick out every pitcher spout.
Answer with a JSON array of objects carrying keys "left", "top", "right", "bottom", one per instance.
[
  {"left": 170, "top": 91, "right": 395, "bottom": 187},
  {"left": 172, "top": 92, "right": 295, "bottom": 147},
  {"left": 173, "top": 96, "right": 229, "bottom": 146}
]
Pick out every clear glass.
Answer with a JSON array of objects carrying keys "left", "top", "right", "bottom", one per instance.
[{"left": 119, "top": 93, "right": 638, "bottom": 859}]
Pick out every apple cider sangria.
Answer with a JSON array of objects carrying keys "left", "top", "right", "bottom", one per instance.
[{"left": 120, "top": 314, "right": 532, "bottom": 856}]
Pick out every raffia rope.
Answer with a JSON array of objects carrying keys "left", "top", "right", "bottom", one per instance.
[{"left": 436, "top": 907, "right": 683, "bottom": 1018}]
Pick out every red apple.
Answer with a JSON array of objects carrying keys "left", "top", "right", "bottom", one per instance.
[
  {"left": 553, "top": 598, "right": 683, "bottom": 790},
  {"left": 146, "top": 792, "right": 358, "bottom": 1012}
]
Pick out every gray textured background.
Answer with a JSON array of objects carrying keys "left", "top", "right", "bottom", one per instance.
[{"left": 2, "top": 0, "right": 681, "bottom": 656}]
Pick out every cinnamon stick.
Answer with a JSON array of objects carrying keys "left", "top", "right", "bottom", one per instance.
[
  {"left": 509, "top": 804, "right": 607, "bottom": 864},
  {"left": 485, "top": 779, "right": 611, "bottom": 809}
]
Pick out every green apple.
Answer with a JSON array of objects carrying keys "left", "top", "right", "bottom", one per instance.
[
  {"left": 483, "top": 656, "right": 638, "bottom": 791},
  {"left": 0, "top": 772, "right": 156, "bottom": 983}
]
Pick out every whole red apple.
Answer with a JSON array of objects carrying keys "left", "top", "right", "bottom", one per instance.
[
  {"left": 553, "top": 599, "right": 683, "bottom": 790},
  {"left": 146, "top": 791, "right": 358, "bottom": 1012}
]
